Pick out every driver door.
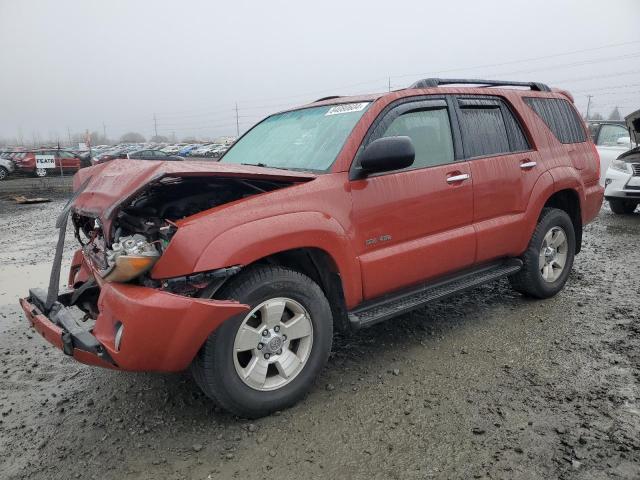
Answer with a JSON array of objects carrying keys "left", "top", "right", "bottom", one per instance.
[{"left": 350, "top": 98, "right": 476, "bottom": 300}]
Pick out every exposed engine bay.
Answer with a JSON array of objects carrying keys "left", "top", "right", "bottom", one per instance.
[{"left": 71, "top": 176, "right": 293, "bottom": 285}]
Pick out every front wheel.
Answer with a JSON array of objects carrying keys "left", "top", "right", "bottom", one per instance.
[
  {"left": 34, "top": 168, "right": 48, "bottom": 178},
  {"left": 191, "top": 265, "right": 333, "bottom": 418},
  {"left": 0, "top": 166, "right": 8, "bottom": 181},
  {"left": 510, "top": 208, "right": 576, "bottom": 299},
  {"left": 609, "top": 198, "right": 637, "bottom": 215}
]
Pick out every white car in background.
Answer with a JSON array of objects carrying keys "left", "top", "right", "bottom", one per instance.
[
  {"left": 603, "top": 110, "right": 640, "bottom": 214},
  {"left": 0, "top": 153, "right": 16, "bottom": 181},
  {"left": 587, "top": 120, "right": 636, "bottom": 185},
  {"left": 161, "top": 144, "right": 184, "bottom": 154}
]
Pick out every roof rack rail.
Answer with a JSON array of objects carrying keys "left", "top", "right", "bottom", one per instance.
[
  {"left": 409, "top": 78, "right": 551, "bottom": 92},
  {"left": 314, "top": 95, "right": 342, "bottom": 102}
]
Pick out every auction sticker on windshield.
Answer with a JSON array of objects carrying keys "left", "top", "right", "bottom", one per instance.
[
  {"left": 35, "top": 154, "right": 56, "bottom": 169},
  {"left": 325, "top": 103, "right": 369, "bottom": 116}
]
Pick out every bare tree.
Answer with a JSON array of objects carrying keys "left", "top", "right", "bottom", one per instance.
[
  {"left": 590, "top": 112, "right": 604, "bottom": 121},
  {"left": 120, "top": 132, "right": 146, "bottom": 143},
  {"left": 72, "top": 131, "right": 110, "bottom": 146},
  {"left": 150, "top": 135, "right": 169, "bottom": 143},
  {"left": 608, "top": 107, "right": 622, "bottom": 121}
]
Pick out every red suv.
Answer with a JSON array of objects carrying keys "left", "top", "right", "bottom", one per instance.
[
  {"left": 21, "top": 78, "right": 603, "bottom": 417},
  {"left": 13, "top": 149, "right": 81, "bottom": 177}
]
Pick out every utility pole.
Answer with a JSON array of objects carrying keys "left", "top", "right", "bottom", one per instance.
[
  {"left": 235, "top": 103, "right": 240, "bottom": 137},
  {"left": 102, "top": 122, "right": 107, "bottom": 142},
  {"left": 153, "top": 113, "right": 158, "bottom": 138},
  {"left": 585, "top": 95, "right": 593, "bottom": 120},
  {"left": 67, "top": 126, "right": 72, "bottom": 146},
  {"left": 388, "top": 77, "right": 391, "bottom": 92}
]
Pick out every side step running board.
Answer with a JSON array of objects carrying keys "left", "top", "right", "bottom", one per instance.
[{"left": 348, "top": 259, "right": 523, "bottom": 329}]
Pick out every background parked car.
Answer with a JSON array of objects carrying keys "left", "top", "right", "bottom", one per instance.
[
  {"left": 603, "top": 109, "right": 640, "bottom": 214},
  {"left": 127, "top": 149, "right": 183, "bottom": 161},
  {"left": 588, "top": 120, "right": 636, "bottom": 185},
  {"left": 0, "top": 153, "right": 16, "bottom": 180},
  {"left": 13, "top": 149, "right": 81, "bottom": 177},
  {"left": 178, "top": 144, "right": 200, "bottom": 156}
]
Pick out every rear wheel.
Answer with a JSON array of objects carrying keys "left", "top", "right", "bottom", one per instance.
[
  {"left": 34, "top": 168, "right": 47, "bottom": 178},
  {"left": 191, "top": 265, "right": 333, "bottom": 418},
  {"left": 609, "top": 198, "right": 637, "bottom": 214},
  {"left": 509, "top": 208, "right": 575, "bottom": 299},
  {"left": 0, "top": 166, "right": 8, "bottom": 181}
]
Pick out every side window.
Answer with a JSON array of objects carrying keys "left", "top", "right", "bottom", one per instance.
[
  {"left": 597, "top": 124, "right": 628, "bottom": 146},
  {"left": 378, "top": 107, "right": 455, "bottom": 169},
  {"left": 524, "top": 97, "right": 586, "bottom": 144},
  {"left": 457, "top": 101, "right": 511, "bottom": 158},
  {"left": 153, "top": 150, "right": 167, "bottom": 157}
]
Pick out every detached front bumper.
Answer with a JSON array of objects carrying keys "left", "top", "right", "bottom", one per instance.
[{"left": 20, "top": 277, "right": 249, "bottom": 372}]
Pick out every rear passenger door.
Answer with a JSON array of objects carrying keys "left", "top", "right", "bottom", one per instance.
[
  {"left": 350, "top": 98, "right": 476, "bottom": 300},
  {"left": 454, "top": 96, "right": 539, "bottom": 264}
]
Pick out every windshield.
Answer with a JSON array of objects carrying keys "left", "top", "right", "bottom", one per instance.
[{"left": 220, "top": 102, "right": 371, "bottom": 171}]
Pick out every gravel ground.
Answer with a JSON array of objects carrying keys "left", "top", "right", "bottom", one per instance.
[{"left": 0, "top": 196, "right": 638, "bottom": 480}]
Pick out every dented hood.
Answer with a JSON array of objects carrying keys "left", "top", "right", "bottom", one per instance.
[{"left": 72, "top": 159, "right": 317, "bottom": 220}]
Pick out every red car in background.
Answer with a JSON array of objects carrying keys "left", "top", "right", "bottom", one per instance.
[{"left": 13, "top": 149, "right": 82, "bottom": 177}]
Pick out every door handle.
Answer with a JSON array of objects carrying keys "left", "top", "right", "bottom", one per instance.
[
  {"left": 520, "top": 160, "right": 537, "bottom": 170},
  {"left": 446, "top": 173, "right": 470, "bottom": 183}
]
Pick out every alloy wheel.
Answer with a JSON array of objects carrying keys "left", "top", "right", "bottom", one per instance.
[
  {"left": 538, "top": 226, "right": 568, "bottom": 282},
  {"left": 233, "top": 297, "right": 313, "bottom": 391}
]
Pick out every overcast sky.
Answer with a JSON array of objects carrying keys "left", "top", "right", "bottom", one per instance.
[{"left": 1, "top": 0, "right": 639, "bottom": 144}]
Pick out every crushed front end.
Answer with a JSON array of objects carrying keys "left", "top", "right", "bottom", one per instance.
[{"left": 17, "top": 163, "right": 308, "bottom": 371}]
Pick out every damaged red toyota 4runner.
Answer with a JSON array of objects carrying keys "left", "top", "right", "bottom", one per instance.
[{"left": 21, "top": 78, "right": 603, "bottom": 418}]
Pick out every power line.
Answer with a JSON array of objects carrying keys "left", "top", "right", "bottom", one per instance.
[
  {"left": 553, "top": 69, "right": 640, "bottom": 84},
  {"left": 392, "top": 40, "right": 640, "bottom": 80}
]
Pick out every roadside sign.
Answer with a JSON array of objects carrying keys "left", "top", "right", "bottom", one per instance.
[{"left": 35, "top": 154, "right": 56, "bottom": 169}]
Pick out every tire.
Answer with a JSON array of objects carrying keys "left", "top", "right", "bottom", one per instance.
[
  {"left": 509, "top": 208, "right": 576, "bottom": 299},
  {"left": 0, "top": 166, "right": 8, "bottom": 181},
  {"left": 192, "top": 265, "right": 333, "bottom": 418},
  {"left": 609, "top": 198, "right": 637, "bottom": 215},
  {"left": 34, "top": 168, "right": 47, "bottom": 178}
]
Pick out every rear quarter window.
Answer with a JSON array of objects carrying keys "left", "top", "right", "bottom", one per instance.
[
  {"left": 457, "top": 98, "right": 529, "bottom": 158},
  {"left": 524, "top": 97, "right": 586, "bottom": 144}
]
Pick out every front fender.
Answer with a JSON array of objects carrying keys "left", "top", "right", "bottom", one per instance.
[{"left": 154, "top": 212, "right": 363, "bottom": 308}]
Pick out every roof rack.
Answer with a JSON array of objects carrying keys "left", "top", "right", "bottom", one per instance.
[{"left": 409, "top": 78, "right": 551, "bottom": 92}]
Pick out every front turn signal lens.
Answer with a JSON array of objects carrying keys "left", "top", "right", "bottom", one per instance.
[{"left": 102, "top": 255, "right": 158, "bottom": 283}]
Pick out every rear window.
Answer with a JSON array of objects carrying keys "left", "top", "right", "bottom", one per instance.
[
  {"left": 457, "top": 98, "right": 529, "bottom": 158},
  {"left": 524, "top": 97, "right": 586, "bottom": 144}
]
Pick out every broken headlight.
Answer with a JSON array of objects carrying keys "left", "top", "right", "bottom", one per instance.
[{"left": 102, "top": 234, "right": 160, "bottom": 283}]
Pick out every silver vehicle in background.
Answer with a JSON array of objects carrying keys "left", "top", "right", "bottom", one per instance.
[
  {"left": 0, "top": 152, "right": 17, "bottom": 181},
  {"left": 603, "top": 110, "right": 640, "bottom": 214},
  {"left": 588, "top": 120, "right": 636, "bottom": 186}
]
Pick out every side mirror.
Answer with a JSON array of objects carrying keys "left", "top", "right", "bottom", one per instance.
[{"left": 356, "top": 136, "right": 415, "bottom": 177}]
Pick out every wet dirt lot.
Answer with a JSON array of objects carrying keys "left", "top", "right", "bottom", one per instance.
[{"left": 0, "top": 195, "right": 638, "bottom": 480}]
